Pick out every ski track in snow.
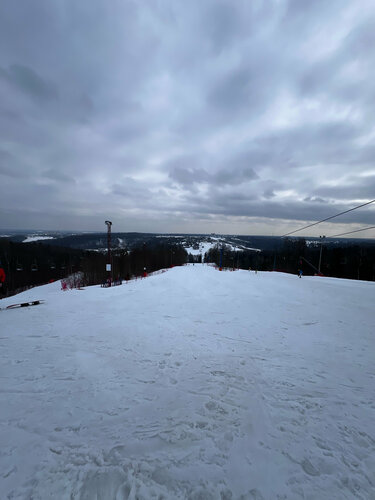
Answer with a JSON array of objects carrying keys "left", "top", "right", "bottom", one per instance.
[{"left": 1, "top": 266, "right": 374, "bottom": 499}]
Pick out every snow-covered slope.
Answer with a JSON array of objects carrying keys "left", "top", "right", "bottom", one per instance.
[
  {"left": 22, "top": 235, "right": 55, "bottom": 243},
  {"left": 1, "top": 266, "right": 374, "bottom": 499}
]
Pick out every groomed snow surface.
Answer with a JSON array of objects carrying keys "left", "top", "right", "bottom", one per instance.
[{"left": 1, "top": 265, "right": 374, "bottom": 499}]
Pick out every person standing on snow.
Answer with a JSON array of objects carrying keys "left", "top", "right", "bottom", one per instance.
[{"left": 0, "top": 262, "right": 6, "bottom": 296}]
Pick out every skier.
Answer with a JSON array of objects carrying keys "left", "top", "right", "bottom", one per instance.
[{"left": 0, "top": 262, "right": 6, "bottom": 296}]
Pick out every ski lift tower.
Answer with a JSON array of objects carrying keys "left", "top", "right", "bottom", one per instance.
[{"left": 105, "top": 220, "right": 112, "bottom": 286}]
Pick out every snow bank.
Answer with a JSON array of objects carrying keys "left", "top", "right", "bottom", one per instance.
[{"left": 1, "top": 266, "right": 374, "bottom": 499}]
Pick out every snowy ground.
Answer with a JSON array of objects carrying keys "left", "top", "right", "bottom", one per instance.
[
  {"left": 183, "top": 240, "right": 252, "bottom": 257},
  {"left": 1, "top": 265, "right": 374, "bottom": 499},
  {"left": 22, "top": 236, "right": 55, "bottom": 243},
  {"left": 184, "top": 242, "right": 217, "bottom": 256}
]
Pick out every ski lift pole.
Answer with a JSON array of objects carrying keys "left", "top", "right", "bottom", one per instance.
[
  {"left": 318, "top": 235, "right": 325, "bottom": 274},
  {"left": 105, "top": 220, "right": 112, "bottom": 286},
  {"left": 300, "top": 255, "right": 322, "bottom": 276}
]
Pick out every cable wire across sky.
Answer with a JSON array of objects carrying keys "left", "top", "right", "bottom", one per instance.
[
  {"left": 281, "top": 199, "right": 375, "bottom": 238},
  {"left": 329, "top": 225, "right": 375, "bottom": 238}
]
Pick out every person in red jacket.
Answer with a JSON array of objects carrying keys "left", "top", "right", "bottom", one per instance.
[{"left": 0, "top": 262, "right": 6, "bottom": 296}]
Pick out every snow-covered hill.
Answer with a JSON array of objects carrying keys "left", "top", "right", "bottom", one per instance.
[{"left": 1, "top": 266, "right": 374, "bottom": 499}]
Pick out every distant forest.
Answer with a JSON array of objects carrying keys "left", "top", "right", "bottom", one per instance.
[
  {"left": 206, "top": 237, "right": 375, "bottom": 281},
  {"left": 0, "top": 238, "right": 188, "bottom": 296},
  {"left": 0, "top": 235, "right": 374, "bottom": 297}
]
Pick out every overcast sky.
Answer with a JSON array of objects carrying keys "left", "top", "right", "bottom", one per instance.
[{"left": 1, "top": 0, "right": 375, "bottom": 237}]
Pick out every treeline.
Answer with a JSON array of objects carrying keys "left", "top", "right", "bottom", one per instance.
[
  {"left": 0, "top": 238, "right": 188, "bottom": 295},
  {"left": 205, "top": 238, "right": 375, "bottom": 281},
  {"left": 46, "top": 232, "right": 159, "bottom": 250},
  {"left": 1, "top": 236, "right": 374, "bottom": 296},
  {"left": 82, "top": 243, "right": 188, "bottom": 285}
]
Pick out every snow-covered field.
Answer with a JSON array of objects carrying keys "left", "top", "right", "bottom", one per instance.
[
  {"left": 1, "top": 266, "right": 374, "bottom": 499},
  {"left": 22, "top": 236, "right": 55, "bottom": 243},
  {"left": 183, "top": 240, "right": 255, "bottom": 256},
  {"left": 183, "top": 242, "right": 216, "bottom": 256}
]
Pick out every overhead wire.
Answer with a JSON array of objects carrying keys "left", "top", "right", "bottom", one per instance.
[
  {"left": 281, "top": 198, "right": 375, "bottom": 237},
  {"left": 328, "top": 225, "right": 375, "bottom": 238}
]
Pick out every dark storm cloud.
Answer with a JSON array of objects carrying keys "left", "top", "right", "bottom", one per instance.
[{"left": 0, "top": 0, "right": 374, "bottom": 234}]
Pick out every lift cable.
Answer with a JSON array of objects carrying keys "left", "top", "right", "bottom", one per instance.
[
  {"left": 328, "top": 225, "right": 375, "bottom": 239},
  {"left": 281, "top": 199, "right": 375, "bottom": 237}
]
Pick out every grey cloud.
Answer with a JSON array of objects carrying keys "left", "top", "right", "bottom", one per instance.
[
  {"left": 215, "top": 167, "right": 258, "bottom": 186},
  {"left": 182, "top": 190, "right": 375, "bottom": 225},
  {"left": 207, "top": 53, "right": 278, "bottom": 118},
  {"left": 304, "top": 196, "right": 327, "bottom": 204},
  {"left": 109, "top": 119, "right": 152, "bottom": 143},
  {"left": 0, "top": 164, "right": 19, "bottom": 178},
  {"left": 296, "top": 15, "right": 375, "bottom": 114},
  {"left": 166, "top": 154, "right": 209, "bottom": 186},
  {"left": 0, "top": 0, "right": 374, "bottom": 234},
  {"left": 205, "top": 2, "right": 242, "bottom": 51},
  {"left": 169, "top": 167, "right": 210, "bottom": 186},
  {"left": 168, "top": 162, "right": 258, "bottom": 188},
  {"left": 313, "top": 177, "right": 375, "bottom": 200},
  {"left": 44, "top": 169, "right": 76, "bottom": 184},
  {"left": 263, "top": 189, "right": 276, "bottom": 199},
  {"left": 112, "top": 179, "right": 153, "bottom": 202},
  {"left": 202, "top": 1, "right": 266, "bottom": 54},
  {"left": 281, "top": 0, "right": 354, "bottom": 48},
  {"left": 0, "top": 149, "right": 12, "bottom": 173},
  {"left": 0, "top": 149, "right": 30, "bottom": 178},
  {"left": 0, "top": 64, "right": 58, "bottom": 101},
  {"left": 252, "top": 121, "right": 368, "bottom": 168},
  {"left": 339, "top": 17, "right": 375, "bottom": 64}
]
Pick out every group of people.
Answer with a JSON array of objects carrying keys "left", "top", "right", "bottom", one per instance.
[{"left": 0, "top": 261, "right": 6, "bottom": 296}]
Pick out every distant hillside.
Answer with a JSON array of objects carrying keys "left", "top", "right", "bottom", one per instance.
[
  {"left": 2, "top": 231, "right": 375, "bottom": 282},
  {"left": 2, "top": 230, "right": 375, "bottom": 253}
]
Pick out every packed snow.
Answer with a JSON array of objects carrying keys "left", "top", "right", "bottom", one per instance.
[{"left": 1, "top": 265, "right": 374, "bottom": 499}]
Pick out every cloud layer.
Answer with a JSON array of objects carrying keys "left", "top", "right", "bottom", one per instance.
[{"left": 1, "top": 0, "right": 375, "bottom": 236}]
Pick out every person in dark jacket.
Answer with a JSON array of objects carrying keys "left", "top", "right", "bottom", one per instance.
[{"left": 0, "top": 262, "right": 6, "bottom": 296}]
